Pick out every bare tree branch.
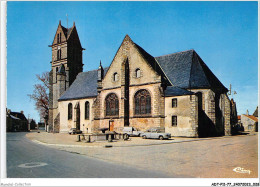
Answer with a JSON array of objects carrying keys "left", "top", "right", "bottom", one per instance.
[{"left": 28, "top": 72, "right": 49, "bottom": 122}]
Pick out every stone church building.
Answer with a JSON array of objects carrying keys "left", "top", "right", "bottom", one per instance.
[{"left": 48, "top": 21, "right": 232, "bottom": 137}]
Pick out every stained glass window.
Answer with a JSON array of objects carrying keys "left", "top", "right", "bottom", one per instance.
[
  {"left": 85, "top": 101, "right": 89, "bottom": 120},
  {"left": 105, "top": 93, "right": 119, "bottom": 116},
  {"left": 68, "top": 103, "right": 72, "bottom": 120},
  {"left": 134, "top": 89, "right": 151, "bottom": 115}
]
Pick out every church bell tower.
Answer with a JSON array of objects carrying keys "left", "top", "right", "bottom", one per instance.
[{"left": 48, "top": 20, "right": 84, "bottom": 133}]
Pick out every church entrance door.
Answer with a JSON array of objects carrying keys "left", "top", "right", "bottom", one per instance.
[{"left": 109, "top": 120, "right": 114, "bottom": 131}]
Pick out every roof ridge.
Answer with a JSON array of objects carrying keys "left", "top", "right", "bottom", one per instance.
[
  {"left": 155, "top": 49, "right": 195, "bottom": 58},
  {"left": 82, "top": 67, "right": 109, "bottom": 74}
]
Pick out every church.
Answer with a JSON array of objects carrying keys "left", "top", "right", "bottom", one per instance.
[{"left": 48, "top": 21, "right": 232, "bottom": 137}]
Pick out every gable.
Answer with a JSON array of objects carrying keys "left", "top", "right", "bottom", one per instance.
[
  {"left": 52, "top": 22, "right": 79, "bottom": 46},
  {"left": 101, "top": 35, "right": 171, "bottom": 90},
  {"left": 52, "top": 24, "right": 67, "bottom": 45}
]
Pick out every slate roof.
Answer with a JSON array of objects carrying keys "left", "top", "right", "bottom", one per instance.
[
  {"left": 155, "top": 50, "right": 228, "bottom": 92},
  {"left": 10, "top": 115, "right": 20, "bottom": 120},
  {"left": 59, "top": 67, "right": 109, "bottom": 101},
  {"left": 10, "top": 112, "right": 27, "bottom": 121},
  {"left": 165, "top": 87, "right": 194, "bottom": 97},
  {"left": 61, "top": 25, "right": 73, "bottom": 39},
  {"left": 59, "top": 38, "right": 228, "bottom": 101}
]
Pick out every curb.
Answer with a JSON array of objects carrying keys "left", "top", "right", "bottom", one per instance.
[{"left": 28, "top": 133, "right": 256, "bottom": 148}]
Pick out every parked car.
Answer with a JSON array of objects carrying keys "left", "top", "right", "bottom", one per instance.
[
  {"left": 68, "top": 128, "right": 82, "bottom": 135},
  {"left": 123, "top": 127, "right": 143, "bottom": 137},
  {"left": 140, "top": 128, "right": 171, "bottom": 140}
]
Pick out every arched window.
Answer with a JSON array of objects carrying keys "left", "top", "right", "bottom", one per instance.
[
  {"left": 68, "top": 103, "right": 72, "bottom": 120},
  {"left": 136, "top": 68, "right": 141, "bottom": 78},
  {"left": 85, "top": 101, "right": 89, "bottom": 120},
  {"left": 105, "top": 93, "right": 119, "bottom": 116},
  {"left": 113, "top": 72, "right": 119, "bottom": 82},
  {"left": 134, "top": 89, "right": 151, "bottom": 115}
]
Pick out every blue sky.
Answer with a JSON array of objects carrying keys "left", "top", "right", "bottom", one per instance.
[{"left": 7, "top": 1, "right": 258, "bottom": 122}]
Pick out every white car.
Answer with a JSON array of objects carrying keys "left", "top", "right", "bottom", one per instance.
[
  {"left": 123, "top": 127, "right": 143, "bottom": 137},
  {"left": 140, "top": 128, "right": 171, "bottom": 140},
  {"left": 68, "top": 128, "right": 82, "bottom": 135}
]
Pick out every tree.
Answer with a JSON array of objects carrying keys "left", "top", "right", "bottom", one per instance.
[{"left": 28, "top": 72, "right": 49, "bottom": 124}]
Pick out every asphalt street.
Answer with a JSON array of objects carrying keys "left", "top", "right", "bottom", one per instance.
[{"left": 6, "top": 132, "right": 169, "bottom": 178}]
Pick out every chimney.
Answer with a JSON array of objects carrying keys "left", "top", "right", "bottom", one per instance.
[
  {"left": 21, "top": 110, "right": 24, "bottom": 114},
  {"left": 246, "top": 109, "right": 249, "bottom": 115}
]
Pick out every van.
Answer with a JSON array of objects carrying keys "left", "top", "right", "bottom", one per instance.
[{"left": 122, "top": 127, "right": 143, "bottom": 137}]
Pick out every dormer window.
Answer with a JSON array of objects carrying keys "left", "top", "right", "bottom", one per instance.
[
  {"left": 135, "top": 68, "right": 141, "bottom": 78},
  {"left": 113, "top": 72, "right": 119, "bottom": 82}
]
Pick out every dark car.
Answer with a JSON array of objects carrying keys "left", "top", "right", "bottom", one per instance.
[{"left": 68, "top": 128, "right": 82, "bottom": 135}]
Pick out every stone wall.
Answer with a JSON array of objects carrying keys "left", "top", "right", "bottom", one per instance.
[
  {"left": 223, "top": 93, "right": 231, "bottom": 135},
  {"left": 49, "top": 23, "right": 83, "bottom": 133},
  {"left": 92, "top": 35, "right": 165, "bottom": 133},
  {"left": 165, "top": 95, "right": 198, "bottom": 137},
  {"left": 58, "top": 98, "right": 95, "bottom": 133},
  {"left": 241, "top": 114, "right": 257, "bottom": 132}
]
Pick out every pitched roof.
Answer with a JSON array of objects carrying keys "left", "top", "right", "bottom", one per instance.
[
  {"left": 253, "top": 106, "right": 258, "bottom": 117},
  {"left": 244, "top": 115, "right": 258, "bottom": 122},
  {"left": 165, "top": 87, "right": 194, "bottom": 97},
  {"left": 155, "top": 50, "right": 228, "bottom": 92},
  {"left": 61, "top": 25, "right": 73, "bottom": 39},
  {"left": 59, "top": 68, "right": 109, "bottom": 101},
  {"left": 10, "top": 112, "right": 27, "bottom": 121},
  {"left": 59, "top": 36, "right": 228, "bottom": 101},
  {"left": 10, "top": 115, "right": 21, "bottom": 120}
]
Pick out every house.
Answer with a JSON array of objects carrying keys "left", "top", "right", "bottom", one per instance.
[
  {"left": 241, "top": 110, "right": 258, "bottom": 132},
  {"left": 48, "top": 21, "right": 232, "bottom": 137},
  {"left": 6, "top": 109, "right": 28, "bottom": 132}
]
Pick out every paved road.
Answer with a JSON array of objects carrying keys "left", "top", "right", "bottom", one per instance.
[
  {"left": 50, "top": 133, "right": 258, "bottom": 178},
  {"left": 7, "top": 132, "right": 170, "bottom": 178}
]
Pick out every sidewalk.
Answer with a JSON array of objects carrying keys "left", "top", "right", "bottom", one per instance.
[{"left": 26, "top": 130, "right": 256, "bottom": 148}]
